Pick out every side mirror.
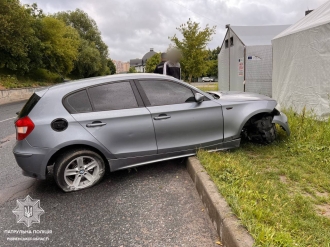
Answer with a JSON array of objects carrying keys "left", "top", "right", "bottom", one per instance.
[{"left": 195, "top": 93, "right": 205, "bottom": 103}]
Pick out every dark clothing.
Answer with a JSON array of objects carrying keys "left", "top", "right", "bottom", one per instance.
[
  {"left": 154, "top": 61, "right": 166, "bottom": 74},
  {"left": 163, "top": 62, "right": 181, "bottom": 80}
]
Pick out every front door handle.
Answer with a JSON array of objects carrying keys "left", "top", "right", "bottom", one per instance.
[
  {"left": 154, "top": 114, "right": 171, "bottom": 120},
  {"left": 86, "top": 121, "right": 107, "bottom": 127}
]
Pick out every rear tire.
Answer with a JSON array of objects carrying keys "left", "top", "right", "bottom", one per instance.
[
  {"left": 244, "top": 115, "right": 277, "bottom": 144},
  {"left": 54, "top": 149, "right": 105, "bottom": 192}
]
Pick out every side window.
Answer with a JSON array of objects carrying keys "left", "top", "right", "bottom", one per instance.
[
  {"left": 64, "top": 90, "right": 92, "bottom": 113},
  {"left": 139, "top": 80, "right": 195, "bottom": 106},
  {"left": 88, "top": 81, "right": 138, "bottom": 111}
]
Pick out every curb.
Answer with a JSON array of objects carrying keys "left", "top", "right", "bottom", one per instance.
[
  {"left": 0, "top": 87, "right": 46, "bottom": 105},
  {"left": 186, "top": 156, "right": 254, "bottom": 247}
]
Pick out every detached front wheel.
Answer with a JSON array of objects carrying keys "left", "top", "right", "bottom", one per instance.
[
  {"left": 243, "top": 115, "right": 277, "bottom": 144},
  {"left": 54, "top": 149, "right": 106, "bottom": 192}
]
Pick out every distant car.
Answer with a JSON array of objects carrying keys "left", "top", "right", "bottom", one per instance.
[
  {"left": 202, "top": 77, "right": 214, "bottom": 82},
  {"left": 13, "top": 74, "right": 290, "bottom": 192}
]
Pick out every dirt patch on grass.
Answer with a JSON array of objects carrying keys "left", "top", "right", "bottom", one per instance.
[
  {"left": 315, "top": 191, "right": 329, "bottom": 198},
  {"left": 279, "top": 175, "right": 288, "bottom": 184},
  {"left": 315, "top": 204, "right": 330, "bottom": 219}
]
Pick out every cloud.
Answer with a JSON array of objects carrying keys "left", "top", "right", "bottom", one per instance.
[{"left": 21, "top": 0, "right": 328, "bottom": 61}]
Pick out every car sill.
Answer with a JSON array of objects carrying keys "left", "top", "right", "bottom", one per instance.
[{"left": 111, "top": 153, "right": 195, "bottom": 171}]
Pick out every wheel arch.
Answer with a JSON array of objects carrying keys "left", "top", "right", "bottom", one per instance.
[
  {"left": 46, "top": 144, "right": 110, "bottom": 173},
  {"left": 236, "top": 109, "right": 277, "bottom": 138}
]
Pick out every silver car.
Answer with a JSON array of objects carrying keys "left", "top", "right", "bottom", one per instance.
[
  {"left": 13, "top": 74, "right": 290, "bottom": 192},
  {"left": 202, "top": 77, "right": 214, "bottom": 82}
]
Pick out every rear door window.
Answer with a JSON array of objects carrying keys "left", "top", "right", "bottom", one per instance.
[
  {"left": 88, "top": 81, "right": 138, "bottom": 111},
  {"left": 18, "top": 93, "right": 40, "bottom": 118},
  {"left": 63, "top": 90, "right": 92, "bottom": 113}
]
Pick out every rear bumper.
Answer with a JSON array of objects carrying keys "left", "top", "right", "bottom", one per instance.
[
  {"left": 273, "top": 112, "right": 290, "bottom": 135},
  {"left": 13, "top": 140, "right": 52, "bottom": 180}
]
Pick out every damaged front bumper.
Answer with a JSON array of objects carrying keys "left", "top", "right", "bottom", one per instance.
[{"left": 272, "top": 112, "right": 290, "bottom": 135}]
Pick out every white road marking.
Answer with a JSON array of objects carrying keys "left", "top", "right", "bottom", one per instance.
[{"left": 0, "top": 117, "right": 16, "bottom": 123}]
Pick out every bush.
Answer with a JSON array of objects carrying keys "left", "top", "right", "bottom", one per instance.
[{"left": 28, "top": 69, "right": 62, "bottom": 83}]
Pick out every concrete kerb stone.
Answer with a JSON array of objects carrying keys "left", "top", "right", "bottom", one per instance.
[{"left": 186, "top": 156, "right": 254, "bottom": 247}]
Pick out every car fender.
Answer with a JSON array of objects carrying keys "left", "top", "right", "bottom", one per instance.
[
  {"left": 272, "top": 113, "right": 291, "bottom": 135},
  {"left": 220, "top": 100, "right": 277, "bottom": 141},
  {"left": 237, "top": 108, "right": 274, "bottom": 135},
  {"left": 41, "top": 139, "right": 115, "bottom": 170}
]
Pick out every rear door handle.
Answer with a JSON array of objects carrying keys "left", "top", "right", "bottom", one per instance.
[
  {"left": 154, "top": 114, "right": 171, "bottom": 120},
  {"left": 86, "top": 121, "right": 107, "bottom": 127}
]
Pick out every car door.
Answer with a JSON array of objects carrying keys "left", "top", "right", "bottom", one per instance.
[
  {"left": 136, "top": 79, "right": 224, "bottom": 154},
  {"left": 67, "top": 80, "right": 157, "bottom": 158}
]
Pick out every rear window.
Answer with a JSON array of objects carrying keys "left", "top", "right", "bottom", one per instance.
[
  {"left": 63, "top": 90, "right": 93, "bottom": 113},
  {"left": 88, "top": 81, "right": 138, "bottom": 111},
  {"left": 18, "top": 93, "right": 40, "bottom": 118}
]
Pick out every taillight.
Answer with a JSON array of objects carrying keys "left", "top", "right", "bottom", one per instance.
[{"left": 15, "top": 116, "right": 35, "bottom": 141}]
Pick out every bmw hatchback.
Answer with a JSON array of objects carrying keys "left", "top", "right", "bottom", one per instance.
[{"left": 13, "top": 73, "right": 289, "bottom": 192}]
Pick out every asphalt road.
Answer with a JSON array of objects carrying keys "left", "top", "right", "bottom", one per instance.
[{"left": 0, "top": 101, "right": 219, "bottom": 246}]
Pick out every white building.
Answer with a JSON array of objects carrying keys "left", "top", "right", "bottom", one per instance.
[
  {"left": 130, "top": 48, "right": 157, "bottom": 72},
  {"left": 218, "top": 25, "right": 289, "bottom": 96},
  {"left": 272, "top": 2, "right": 330, "bottom": 118}
]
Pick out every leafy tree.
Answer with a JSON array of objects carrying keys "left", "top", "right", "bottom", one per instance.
[
  {"left": 145, "top": 53, "right": 161, "bottom": 73},
  {"left": 0, "top": 0, "right": 34, "bottom": 72},
  {"left": 71, "top": 39, "right": 102, "bottom": 78},
  {"left": 24, "top": 3, "right": 44, "bottom": 18},
  {"left": 107, "top": 59, "right": 116, "bottom": 75},
  {"left": 25, "top": 5, "right": 45, "bottom": 72},
  {"left": 128, "top": 67, "right": 137, "bottom": 73},
  {"left": 170, "top": 19, "right": 216, "bottom": 83},
  {"left": 208, "top": 46, "right": 220, "bottom": 60},
  {"left": 54, "top": 9, "right": 109, "bottom": 77},
  {"left": 204, "top": 46, "right": 220, "bottom": 77},
  {"left": 38, "top": 17, "right": 80, "bottom": 76}
]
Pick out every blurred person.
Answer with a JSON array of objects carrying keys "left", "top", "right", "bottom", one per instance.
[
  {"left": 163, "top": 48, "right": 182, "bottom": 80},
  {"left": 154, "top": 53, "right": 167, "bottom": 74}
]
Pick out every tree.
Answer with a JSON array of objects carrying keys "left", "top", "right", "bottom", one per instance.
[
  {"left": 0, "top": 0, "right": 34, "bottom": 72},
  {"left": 54, "top": 9, "right": 109, "bottom": 76},
  {"left": 169, "top": 19, "right": 216, "bottom": 83},
  {"left": 205, "top": 46, "right": 220, "bottom": 77},
  {"left": 128, "top": 67, "right": 137, "bottom": 73},
  {"left": 145, "top": 53, "right": 161, "bottom": 73},
  {"left": 71, "top": 39, "right": 102, "bottom": 78},
  {"left": 107, "top": 59, "right": 116, "bottom": 75},
  {"left": 24, "top": 4, "right": 46, "bottom": 72},
  {"left": 208, "top": 46, "right": 220, "bottom": 60},
  {"left": 206, "top": 60, "right": 218, "bottom": 78},
  {"left": 38, "top": 17, "right": 80, "bottom": 76},
  {"left": 24, "top": 3, "right": 44, "bottom": 18}
]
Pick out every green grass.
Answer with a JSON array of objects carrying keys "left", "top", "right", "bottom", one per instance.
[
  {"left": 198, "top": 110, "right": 330, "bottom": 247},
  {"left": 195, "top": 83, "right": 218, "bottom": 92},
  {"left": 0, "top": 75, "right": 55, "bottom": 89},
  {"left": 0, "top": 69, "right": 62, "bottom": 89}
]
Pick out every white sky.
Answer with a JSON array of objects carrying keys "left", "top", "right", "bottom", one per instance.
[{"left": 21, "top": 0, "right": 328, "bottom": 61}]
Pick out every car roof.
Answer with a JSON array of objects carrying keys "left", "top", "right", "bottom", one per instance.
[{"left": 47, "top": 73, "right": 176, "bottom": 94}]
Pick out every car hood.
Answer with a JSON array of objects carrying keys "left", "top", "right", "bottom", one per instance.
[{"left": 207, "top": 91, "right": 274, "bottom": 101}]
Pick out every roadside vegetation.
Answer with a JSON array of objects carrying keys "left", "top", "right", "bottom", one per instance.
[
  {"left": 0, "top": 72, "right": 58, "bottom": 89},
  {"left": 198, "top": 109, "right": 330, "bottom": 247},
  {"left": 195, "top": 83, "right": 218, "bottom": 92},
  {"left": 0, "top": 1, "right": 116, "bottom": 89}
]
